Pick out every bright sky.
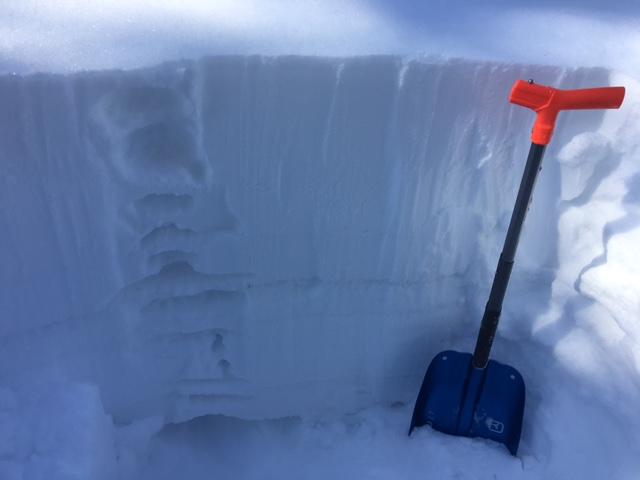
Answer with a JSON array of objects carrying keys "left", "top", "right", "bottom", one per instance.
[{"left": 1, "top": 0, "right": 639, "bottom": 75}]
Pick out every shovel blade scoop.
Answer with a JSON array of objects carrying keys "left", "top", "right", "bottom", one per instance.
[{"left": 409, "top": 350, "right": 525, "bottom": 455}]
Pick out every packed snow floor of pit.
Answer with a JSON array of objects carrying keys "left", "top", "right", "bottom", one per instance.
[
  {"left": 124, "top": 345, "right": 640, "bottom": 480},
  {"left": 1, "top": 56, "right": 640, "bottom": 479},
  {"left": 4, "top": 363, "right": 637, "bottom": 480}
]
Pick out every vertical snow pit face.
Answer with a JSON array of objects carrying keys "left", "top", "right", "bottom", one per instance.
[
  {"left": 0, "top": 57, "right": 626, "bottom": 437},
  {"left": 195, "top": 56, "right": 337, "bottom": 416},
  {"left": 193, "top": 57, "right": 599, "bottom": 418},
  {"left": 89, "top": 71, "right": 250, "bottom": 423},
  {"left": 0, "top": 73, "right": 124, "bottom": 336},
  {"left": 195, "top": 56, "right": 411, "bottom": 415}
]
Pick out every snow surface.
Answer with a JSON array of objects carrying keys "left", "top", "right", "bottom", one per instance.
[
  {"left": 2, "top": 1, "right": 640, "bottom": 79},
  {"left": 1, "top": 56, "right": 639, "bottom": 478}
]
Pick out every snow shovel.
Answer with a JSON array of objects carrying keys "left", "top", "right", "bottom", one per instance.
[{"left": 409, "top": 79, "right": 625, "bottom": 455}]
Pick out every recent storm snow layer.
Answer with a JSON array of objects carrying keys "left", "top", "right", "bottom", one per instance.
[{"left": 0, "top": 57, "right": 639, "bottom": 479}]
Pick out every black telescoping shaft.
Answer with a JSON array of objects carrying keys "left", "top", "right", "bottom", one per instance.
[{"left": 472, "top": 142, "right": 547, "bottom": 369}]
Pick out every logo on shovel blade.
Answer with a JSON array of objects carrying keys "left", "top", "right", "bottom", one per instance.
[{"left": 486, "top": 419, "right": 504, "bottom": 434}]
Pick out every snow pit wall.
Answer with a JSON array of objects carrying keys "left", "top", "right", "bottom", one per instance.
[{"left": 0, "top": 56, "right": 627, "bottom": 424}]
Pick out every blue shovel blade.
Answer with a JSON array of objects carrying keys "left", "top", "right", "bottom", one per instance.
[{"left": 409, "top": 350, "right": 525, "bottom": 455}]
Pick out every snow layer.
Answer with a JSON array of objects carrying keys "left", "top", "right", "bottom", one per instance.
[{"left": 1, "top": 56, "right": 639, "bottom": 478}]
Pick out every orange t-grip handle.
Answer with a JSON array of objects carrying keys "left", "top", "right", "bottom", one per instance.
[{"left": 509, "top": 80, "right": 625, "bottom": 145}]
